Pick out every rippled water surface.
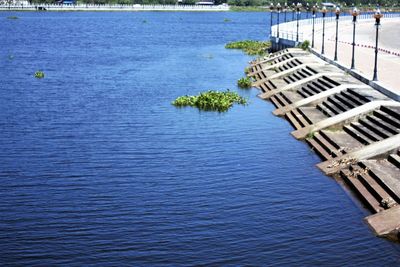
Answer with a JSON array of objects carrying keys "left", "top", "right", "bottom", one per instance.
[{"left": 1, "top": 11, "right": 400, "bottom": 266}]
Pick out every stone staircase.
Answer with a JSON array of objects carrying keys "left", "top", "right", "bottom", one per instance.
[{"left": 249, "top": 48, "right": 400, "bottom": 241}]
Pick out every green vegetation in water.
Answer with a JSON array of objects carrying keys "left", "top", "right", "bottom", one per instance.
[
  {"left": 223, "top": 18, "right": 232, "bottom": 22},
  {"left": 7, "top": 16, "right": 18, "bottom": 20},
  {"left": 306, "top": 131, "right": 315, "bottom": 139},
  {"left": 299, "top": 40, "right": 310, "bottom": 51},
  {"left": 237, "top": 77, "right": 252, "bottom": 89},
  {"left": 225, "top": 40, "right": 271, "bottom": 56},
  {"left": 172, "top": 90, "right": 247, "bottom": 112},
  {"left": 244, "top": 67, "right": 251, "bottom": 75},
  {"left": 142, "top": 19, "right": 147, "bottom": 23},
  {"left": 34, "top": 71, "right": 45, "bottom": 79}
]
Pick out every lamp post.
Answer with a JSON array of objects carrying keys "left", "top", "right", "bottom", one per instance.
[
  {"left": 312, "top": 5, "right": 316, "bottom": 48},
  {"left": 372, "top": 7, "right": 383, "bottom": 81},
  {"left": 321, "top": 6, "right": 327, "bottom": 54},
  {"left": 334, "top": 6, "right": 340, "bottom": 61},
  {"left": 277, "top": 3, "right": 281, "bottom": 38},
  {"left": 296, "top": 3, "right": 302, "bottom": 42},
  {"left": 270, "top": 3, "right": 274, "bottom": 38},
  {"left": 292, "top": 3, "right": 295, "bottom": 21},
  {"left": 350, "top": 7, "right": 359, "bottom": 69},
  {"left": 284, "top": 2, "right": 287, "bottom": 22}
]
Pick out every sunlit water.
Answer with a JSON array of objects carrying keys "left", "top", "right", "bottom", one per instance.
[{"left": 0, "top": 11, "right": 399, "bottom": 266}]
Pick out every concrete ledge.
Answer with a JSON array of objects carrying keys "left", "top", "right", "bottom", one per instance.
[
  {"left": 273, "top": 84, "right": 370, "bottom": 116},
  {"left": 309, "top": 48, "right": 400, "bottom": 102},
  {"left": 365, "top": 205, "right": 400, "bottom": 242},
  {"left": 291, "top": 101, "right": 400, "bottom": 140},
  {"left": 316, "top": 133, "right": 400, "bottom": 175}
]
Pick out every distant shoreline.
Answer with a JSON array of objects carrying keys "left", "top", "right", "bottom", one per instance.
[{"left": 0, "top": 4, "right": 232, "bottom": 12}]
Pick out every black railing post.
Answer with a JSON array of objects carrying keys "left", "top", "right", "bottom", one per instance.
[
  {"left": 350, "top": 7, "right": 359, "bottom": 69},
  {"left": 270, "top": 3, "right": 274, "bottom": 39},
  {"left": 296, "top": 3, "right": 301, "bottom": 42},
  {"left": 312, "top": 5, "right": 316, "bottom": 48},
  {"left": 277, "top": 3, "right": 281, "bottom": 38},
  {"left": 334, "top": 6, "right": 340, "bottom": 61},
  {"left": 321, "top": 6, "right": 327, "bottom": 54},
  {"left": 373, "top": 7, "right": 383, "bottom": 81}
]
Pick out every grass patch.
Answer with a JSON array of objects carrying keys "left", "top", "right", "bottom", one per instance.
[
  {"left": 34, "top": 71, "right": 45, "bottom": 79},
  {"left": 7, "top": 16, "right": 18, "bottom": 19},
  {"left": 172, "top": 90, "right": 247, "bottom": 112},
  {"left": 225, "top": 40, "right": 271, "bottom": 56},
  {"left": 237, "top": 77, "right": 252, "bottom": 89},
  {"left": 299, "top": 40, "right": 310, "bottom": 51}
]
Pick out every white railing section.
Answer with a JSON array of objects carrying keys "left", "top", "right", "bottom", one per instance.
[{"left": 271, "top": 12, "right": 400, "bottom": 42}]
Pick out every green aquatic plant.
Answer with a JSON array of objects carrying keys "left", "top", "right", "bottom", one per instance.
[
  {"left": 306, "top": 131, "right": 315, "bottom": 139},
  {"left": 172, "top": 90, "right": 247, "bottom": 112},
  {"left": 225, "top": 40, "right": 271, "bottom": 56},
  {"left": 7, "top": 16, "right": 18, "bottom": 20},
  {"left": 224, "top": 18, "right": 232, "bottom": 22},
  {"left": 300, "top": 40, "right": 310, "bottom": 51},
  {"left": 34, "top": 71, "right": 45, "bottom": 79},
  {"left": 244, "top": 67, "right": 251, "bottom": 74},
  {"left": 142, "top": 19, "right": 147, "bottom": 23},
  {"left": 237, "top": 77, "right": 252, "bottom": 89}
]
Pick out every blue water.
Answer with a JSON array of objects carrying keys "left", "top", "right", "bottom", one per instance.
[{"left": 0, "top": 11, "right": 399, "bottom": 266}]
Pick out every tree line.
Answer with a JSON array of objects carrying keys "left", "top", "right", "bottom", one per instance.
[{"left": 27, "top": 0, "right": 399, "bottom": 7}]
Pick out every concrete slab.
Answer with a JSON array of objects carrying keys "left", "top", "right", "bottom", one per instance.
[{"left": 365, "top": 205, "right": 400, "bottom": 242}]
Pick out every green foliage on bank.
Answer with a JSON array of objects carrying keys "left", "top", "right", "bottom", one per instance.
[
  {"left": 35, "top": 71, "right": 45, "bottom": 79},
  {"left": 300, "top": 40, "right": 310, "bottom": 51},
  {"left": 237, "top": 77, "right": 252, "bottom": 88},
  {"left": 7, "top": 16, "right": 19, "bottom": 19},
  {"left": 172, "top": 90, "right": 247, "bottom": 112},
  {"left": 225, "top": 40, "right": 271, "bottom": 56}
]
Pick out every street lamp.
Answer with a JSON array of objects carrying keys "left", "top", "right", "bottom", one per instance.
[
  {"left": 270, "top": 3, "right": 274, "bottom": 38},
  {"left": 312, "top": 5, "right": 316, "bottom": 48},
  {"left": 372, "top": 7, "right": 383, "bottom": 81},
  {"left": 334, "top": 6, "right": 340, "bottom": 61},
  {"left": 321, "top": 6, "right": 327, "bottom": 54},
  {"left": 284, "top": 2, "right": 287, "bottom": 22},
  {"left": 350, "top": 7, "right": 359, "bottom": 69},
  {"left": 296, "top": 3, "right": 302, "bottom": 42},
  {"left": 292, "top": 3, "right": 295, "bottom": 21},
  {"left": 277, "top": 3, "right": 281, "bottom": 38}
]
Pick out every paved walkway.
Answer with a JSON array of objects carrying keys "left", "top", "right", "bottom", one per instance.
[{"left": 308, "top": 18, "right": 400, "bottom": 98}]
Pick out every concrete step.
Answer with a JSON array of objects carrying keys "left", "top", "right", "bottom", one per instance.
[
  {"left": 313, "top": 132, "right": 341, "bottom": 158},
  {"left": 373, "top": 110, "right": 400, "bottom": 129},
  {"left": 388, "top": 154, "right": 400, "bottom": 169},
  {"left": 306, "top": 137, "right": 332, "bottom": 161},
  {"left": 321, "top": 101, "right": 341, "bottom": 116},
  {"left": 340, "top": 90, "right": 367, "bottom": 106},
  {"left": 319, "top": 130, "right": 342, "bottom": 150},
  {"left": 366, "top": 115, "right": 400, "bottom": 135},
  {"left": 341, "top": 169, "right": 384, "bottom": 213},
  {"left": 381, "top": 106, "right": 400, "bottom": 123},
  {"left": 285, "top": 111, "right": 302, "bottom": 130},
  {"left": 306, "top": 83, "right": 324, "bottom": 95},
  {"left": 347, "top": 89, "right": 370, "bottom": 103},
  {"left": 350, "top": 122, "right": 383, "bottom": 142},
  {"left": 326, "top": 96, "right": 350, "bottom": 112},
  {"left": 359, "top": 118, "right": 393, "bottom": 139},
  {"left": 297, "top": 107, "right": 313, "bottom": 125},
  {"left": 343, "top": 125, "right": 373, "bottom": 145},
  {"left": 317, "top": 103, "right": 336, "bottom": 117},
  {"left": 335, "top": 93, "right": 359, "bottom": 109},
  {"left": 299, "top": 86, "right": 313, "bottom": 97},
  {"left": 297, "top": 88, "right": 310, "bottom": 98},
  {"left": 350, "top": 165, "right": 394, "bottom": 205},
  {"left": 359, "top": 160, "right": 400, "bottom": 203}
]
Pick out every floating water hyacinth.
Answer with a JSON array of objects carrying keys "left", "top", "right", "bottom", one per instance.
[
  {"left": 237, "top": 77, "right": 252, "bottom": 88},
  {"left": 225, "top": 40, "right": 271, "bottom": 56},
  {"left": 172, "top": 90, "right": 247, "bottom": 112},
  {"left": 35, "top": 71, "right": 45, "bottom": 79}
]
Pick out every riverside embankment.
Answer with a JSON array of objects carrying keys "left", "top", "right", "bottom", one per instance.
[{"left": 248, "top": 46, "right": 400, "bottom": 241}]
